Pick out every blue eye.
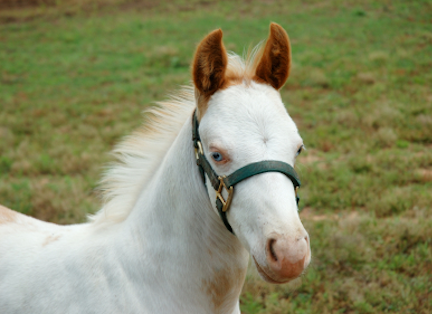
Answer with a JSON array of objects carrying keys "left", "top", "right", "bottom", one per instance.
[{"left": 211, "top": 152, "right": 223, "bottom": 162}]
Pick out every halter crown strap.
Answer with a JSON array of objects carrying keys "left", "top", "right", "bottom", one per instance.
[{"left": 192, "top": 111, "right": 301, "bottom": 235}]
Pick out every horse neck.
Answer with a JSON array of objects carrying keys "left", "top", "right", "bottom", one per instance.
[{"left": 122, "top": 115, "right": 249, "bottom": 309}]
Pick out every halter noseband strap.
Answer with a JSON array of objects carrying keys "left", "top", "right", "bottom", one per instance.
[{"left": 192, "top": 111, "right": 301, "bottom": 234}]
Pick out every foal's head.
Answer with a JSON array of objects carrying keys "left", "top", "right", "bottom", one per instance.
[{"left": 192, "top": 23, "right": 310, "bottom": 283}]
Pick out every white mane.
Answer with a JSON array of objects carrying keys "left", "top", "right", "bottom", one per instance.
[
  {"left": 88, "top": 88, "right": 195, "bottom": 225},
  {"left": 89, "top": 50, "right": 263, "bottom": 226}
]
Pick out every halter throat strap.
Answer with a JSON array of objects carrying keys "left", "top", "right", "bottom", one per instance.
[{"left": 192, "top": 111, "right": 301, "bottom": 234}]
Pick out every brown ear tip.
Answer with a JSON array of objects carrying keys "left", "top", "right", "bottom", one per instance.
[
  {"left": 269, "top": 22, "right": 287, "bottom": 36},
  {"left": 207, "top": 28, "right": 223, "bottom": 41}
]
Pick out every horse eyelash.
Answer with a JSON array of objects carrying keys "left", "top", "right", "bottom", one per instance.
[{"left": 296, "top": 145, "right": 305, "bottom": 156}]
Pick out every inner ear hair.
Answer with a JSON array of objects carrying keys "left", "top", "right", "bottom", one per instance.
[{"left": 254, "top": 23, "right": 291, "bottom": 90}]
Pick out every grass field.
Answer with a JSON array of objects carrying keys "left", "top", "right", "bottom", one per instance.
[{"left": 1, "top": 0, "right": 431, "bottom": 313}]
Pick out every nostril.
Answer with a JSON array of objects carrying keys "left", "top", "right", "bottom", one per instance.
[
  {"left": 264, "top": 236, "right": 307, "bottom": 281},
  {"left": 267, "top": 238, "right": 278, "bottom": 262}
]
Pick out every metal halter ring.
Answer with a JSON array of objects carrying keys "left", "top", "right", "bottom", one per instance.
[
  {"left": 194, "top": 141, "right": 203, "bottom": 160},
  {"left": 216, "top": 176, "right": 234, "bottom": 213}
]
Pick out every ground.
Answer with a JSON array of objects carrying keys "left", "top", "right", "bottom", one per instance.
[{"left": 0, "top": 0, "right": 431, "bottom": 313}]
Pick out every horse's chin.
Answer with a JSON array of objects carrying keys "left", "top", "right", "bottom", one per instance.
[{"left": 252, "top": 256, "right": 294, "bottom": 284}]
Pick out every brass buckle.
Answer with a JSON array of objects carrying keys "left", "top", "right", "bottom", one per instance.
[
  {"left": 216, "top": 176, "right": 234, "bottom": 212},
  {"left": 194, "top": 141, "right": 203, "bottom": 160}
]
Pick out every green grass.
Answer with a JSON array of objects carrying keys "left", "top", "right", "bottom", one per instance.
[{"left": 1, "top": 0, "right": 431, "bottom": 312}]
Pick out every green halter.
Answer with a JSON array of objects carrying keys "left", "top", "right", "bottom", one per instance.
[{"left": 192, "top": 111, "right": 301, "bottom": 234}]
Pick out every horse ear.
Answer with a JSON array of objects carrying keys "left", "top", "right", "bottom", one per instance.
[
  {"left": 192, "top": 29, "right": 228, "bottom": 112},
  {"left": 254, "top": 23, "right": 291, "bottom": 90}
]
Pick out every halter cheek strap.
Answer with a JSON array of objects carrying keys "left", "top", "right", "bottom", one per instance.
[{"left": 192, "top": 111, "right": 301, "bottom": 234}]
